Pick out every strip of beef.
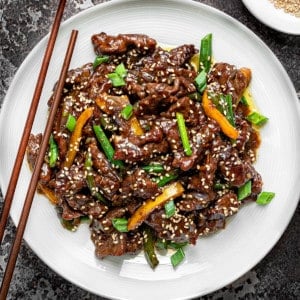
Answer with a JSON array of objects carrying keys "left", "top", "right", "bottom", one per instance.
[
  {"left": 145, "top": 209, "right": 198, "bottom": 244},
  {"left": 91, "top": 32, "right": 157, "bottom": 55},
  {"left": 208, "top": 62, "right": 251, "bottom": 106}
]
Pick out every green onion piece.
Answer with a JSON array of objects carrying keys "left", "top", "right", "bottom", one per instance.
[
  {"left": 61, "top": 218, "right": 80, "bottom": 231},
  {"left": 93, "top": 55, "right": 109, "bottom": 69},
  {"left": 107, "top": 72, "right": 126, "bottom": 87},
  {"left": 142, "top": 164, "right": 164, "bottom": 173},
  {"left": 247, "top": 112, "right": 269, "bottom": 126},
  {"left": 121, "top": 104, "right": 133, "bottom": 120},
  {"left": 222, "top": 94, "right": 235, "bottom": 126},
  {"left": 144, "top": 227, "right": 159, "bottom": 269},
  {"left": 194, "top": 69, "right": 207, "bottom": 93},
  {"left": 156, "top": 238, "right": 168, "bottom": 250},
  {"left": 93, "top": 124, "right": 124, "bottom": 169},
  {"left": 107, "top": 63, "right": 128, "bottom": 87},
  {"left": 157, "top": 173, "right": 178, "bottom": 187},
  {"left": 49, "top": 134, "right": 58, "bottom": 168},
  {"left": 210, "top": 93, "right": 236, "bottom": 127},
  {"left": 240, "top": 95, "right": 249, "bottom": 106},
  {"left": 168, "top": 241, "right": 188, "bottom": 250},
  {"left": 199, "top": 33, "right": 212, "bottom": 73},
  {"left": 115, "top": 63, "right": 127, "bottom": 78},
  {"left": 214, "top": 182, "right": 228, "bottom": 190},
  {"left": 188, "top": 92, "right": 202, "bottom": 101},
  {"left": 256, "top": 191, "right": 275, "bottom": 205},
  {"left": 164, "top": 200, "right": 176, "bottom": 218},
  {"left": 66, "top": 114, "right": 76, "bottom": 132},
  {"left": 176, "top": 112, "right": 192, "bottom": 156},
  {"left": 80, "top": 216, "right": 91, "bottom": 224},
  {"left": 112, "top": 218, "right": 128, "bottom": 232},
  {"left": 171, "top": 247, "right": 185, "bottom": 267},
  {"left": 238, "top": 180, "right": 252, "bottom": 201}
]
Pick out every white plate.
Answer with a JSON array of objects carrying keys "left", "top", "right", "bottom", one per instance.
[
  {"left": 242, "top": 0, "right": 300, "bottom": 35},
  {"left": 0, "top": 0, "right": 299, "bottom": 299}
]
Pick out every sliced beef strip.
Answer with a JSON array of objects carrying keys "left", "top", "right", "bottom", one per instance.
[{"left": 91, "top": 32, "right": 157, "bottom": 55}]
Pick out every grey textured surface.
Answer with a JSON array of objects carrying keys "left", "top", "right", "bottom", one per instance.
[{"left": 0, "top": 0, "right": 299, "bottom": 299}]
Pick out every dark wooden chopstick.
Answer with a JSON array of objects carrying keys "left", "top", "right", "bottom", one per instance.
[
  {"left": 0, "top": 29, "right": 78, "bottom": 300},
  {"left": 0, "top": 0, "right": 67, "bottom": 243}
]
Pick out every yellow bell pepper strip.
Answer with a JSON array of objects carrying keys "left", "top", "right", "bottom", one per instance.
[
  {"left": 38, "top": 184, "right": 59, "bottom": 205},
  {"left": 202, "top": 90, "right": 239, "bottom": 140},
  {"left": 127, "top": 181, "right": 184, "bottom": 231},
  {"left": 62, "top": 107, "right": 94, "bottom": 168}
]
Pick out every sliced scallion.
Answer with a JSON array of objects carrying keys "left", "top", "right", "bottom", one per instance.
[
  {"left": 49, "top": 134, "right": 58, "bottom": 168},
  {"left": 93, "top": 124, "right": 124, "bottom": 169},
  {"left": 171, "top": 247, "right": 185, "bottom": 267},
  {"left": 121, "top": 104, "right": 133, "bottom": 120},
  {"left": 157, "top": 173, "right": 178, "bottom": 187},
  {"left": 247, "top": 112, "right": 268, "bottom": 126},
  {"left": 112, "top": 218, "right": 128, "bottom": 232},
  {"left": 194, "top": 69, "right": 207, "bottom": 93},
  {"left": 176, "top": 112, "right": 192, "bottom": 156},
  {"left": 199, "top": 33, "right": 212, "bottom": 73},
  {"left": 115, "top": 62, "right": 127, "bottom": 77},
  {"left": 142, "top": 164, "right": 164, "bottom": 173},
  {"left": 66, "top": 114, "right": 76, "bottom": 132},
  {"left": 238, "top": 180, "right": 252, "bottom": 201},
  {"left": 164, "top": 200, "right": 176, "bottom": 218},
  {"left": 107, "top": 72, "right": 126, "bottom": 87},
  {"left": 240, "top": 95, "right": 249, "bottom": 106},
  {"left": 256, "top": 191, "right": 275, "bottom": 205},
  {"left": 108, "top": 63, "right": 128, "bottom": 87},
  {"left": 93, "top": 55, "right": 109, "bottom": 69}
]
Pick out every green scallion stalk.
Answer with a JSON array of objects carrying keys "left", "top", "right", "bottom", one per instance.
[
  {"left": 144, "top": 227, "right": 159, "bottom": 269},
  {"left": 238, "top": 180, "right": 252, "bottom": 201},
  {"left": 115, "top": 63, "right": 127, "bottom": 77},
  {"left": 171, "top": 247, "right": 185, "bottom": 267},
  {"left": 176, "top": 112, "right": 192, "bottom": 156},
  {"left": 240, "top": 95, "right": 249, "bottom": 106},
  {"left": 168, "top": 241, "right": 188, "bottom": 250},
  {"left": 108, "top": 63, "right": 128, "bottom": 87},
  {"left": 164, "top": 200, "right": 176, "bottom": 218},
  {"left": 93, "top": 124, "right": 124, "bottom": 169},
  {"left": 107, "top": 72, "right": 126, "bottom": 87},
  {"left": 112, "top": 218, "right": 128, "bottom": 232},
  {"left": 157, "top": 173, "right": 178, "bottom": 187},
  {"left": 194, "top": 69, "right": 207, "bottom": 93},
  {"left": 93, "top": 55, "right": 109, "bottom": 69},
  {"left": 222, "top": 94, "right": 235, "bottom": 126},
  {"left": 256, "top": 191, "right": 275, "bottom": 205},
  {"left": 49, "top": 134, "right": 58, "bottom": 168},
  {"left": 199, "top": 33, "right": 212, "bottom": 73},
  {"left": 121, "top": 104, "right": 133, "bottom": 120},
  {"left": 247, "top": 112, "right": 269, "bottom": 126},
  {"left": 142, "top": 164, "right": 164, "bottom": 173},
  {"left": 66, "top": 114, "right": 76, "bottom": 132},
  {"left": 156, "top": 238, "right": 168, "bottom": 251}
]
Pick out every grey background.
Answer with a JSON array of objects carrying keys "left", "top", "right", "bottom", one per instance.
[{"left": 0, "top": 0, "right": 299, "bottom": 299}]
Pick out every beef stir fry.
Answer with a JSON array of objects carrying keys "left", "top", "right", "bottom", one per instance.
[{"left": 27, "top": 32, "right": 273, "bottom": 268}]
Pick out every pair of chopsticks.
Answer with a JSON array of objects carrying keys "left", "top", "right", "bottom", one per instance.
[{"left": 0, "top": 0, "right": 78, "bottom": 298}]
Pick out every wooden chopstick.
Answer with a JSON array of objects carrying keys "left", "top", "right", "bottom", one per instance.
[
  {"left": 0, "top": 0, "right": 66, "bottom": 243},
  {"left": 0, "top": 29, "right": 78, "bottom": 300}
]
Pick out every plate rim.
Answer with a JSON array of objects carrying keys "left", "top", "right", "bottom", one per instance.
[{"left": 0, "top": 0, "right": 300, "bottom": 299}]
